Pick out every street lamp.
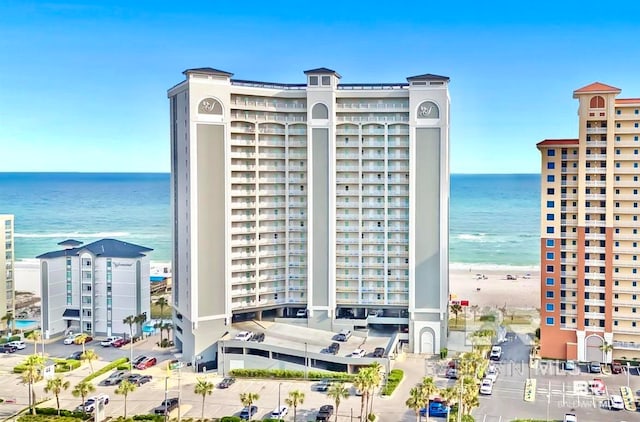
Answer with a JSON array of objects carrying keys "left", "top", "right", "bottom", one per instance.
[
  {"left": 304, "top": 342, "right": 308, "bottom": 379},
  {"left": 278, "top": 382, "right": 282, "bottom": 415},
  {"left": 627, "top": 362, "right": 631, "bottom": 388}
]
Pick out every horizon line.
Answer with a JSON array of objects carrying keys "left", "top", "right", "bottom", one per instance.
[{"left": 0, "top": 171, "right": 542, "bottom": 175}]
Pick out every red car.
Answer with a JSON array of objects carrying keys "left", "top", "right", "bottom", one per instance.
[
  {"left": 111, "top": 338, "right": 131, "bottom": 348},
  {"left": 136, "top": 357, "right": 157, "bottom": 370}
]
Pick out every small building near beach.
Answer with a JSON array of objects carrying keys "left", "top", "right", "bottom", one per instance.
[{"left": 37, "top": 238, "right": 152, "bottom": 338}]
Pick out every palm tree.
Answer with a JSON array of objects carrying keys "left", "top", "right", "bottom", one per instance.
[
  {"left": 600, "top": 341, "right": 614, "bottom": 363},
  {"left": 420, "top": 377, "right": 438, "bottom": 422},
  {"left": 81, "top": 349, "right": 98, "bottom": 374},
  {"left": 135, "top": 313, "right": 147, "bottom": 338},
  {"left": 75, "top": 333, "right": 90, "bottom": 356},
  {"left": 115, "top": 379, "right": 137, "bottom": 418},
  {"left": 353, "top": 368, "right": 373, "bottom": 421},
  {"left": 240, "top": 392, "right": 260, "bottom": 412},
  {"left": 26, "top": 330, "right": 42, "bottom": 355},
  {"left": 72, "top": 380, "right": 95, "bottom": 414},
  {"left": 450, "top": 303, "right": 463, "bottom": 324},
  {"left": 285, "top": 390, "right": 305, "bottom": 422},
  {"left": 327, "top": 382, "right": 349, "bottom": 422},
  {"left": 455, "top": 376, "right": 479, "bottom": 416},
  {"left": 123, "top": 315, "right": 136, "bottom": 370},
  {"left": 155, "top": 296, "right": 169, "bottom": 320},
  {"left": 365, "top": 365, "right": 383, "bottom": 418},
  {"left": 21, "top": 354, "right": 44, "bottom": 415},
  {"left": 438, "top": 386, "right": 457, "bottom": 419},
  {"left": 194, "top": 378, "right": 214, "bottom": 421},
  {"left": 161, "top": 322, "right": 173, "bottom": 345},
  {"left": 154, "top": 321, "right": 164, "bottom": 345},
  {"left": 1, "top": 311, "right": 15, "bottom": 333},
  {"left": 406, "top": 386, "right": 426, "bottom": 422},
  {"left": 44, "top": 376, "right": 70, "bottom": 415}
]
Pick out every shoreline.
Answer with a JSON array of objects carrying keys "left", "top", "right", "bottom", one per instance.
[{"left": 13, "top": 259, "right": 541, "bottom": 309}]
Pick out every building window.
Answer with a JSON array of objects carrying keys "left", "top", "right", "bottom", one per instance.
[
  {"left": 546, "top": 291, "right": 554, "bottom": 298},
  {"left": 546, "top": 227, "right": 554, "bottom": 234},
  {"left": 547, "top": 162, "right": 555, "bottom": 169},
  {"left": 547, "top": 149, "right": 555, "bottom": 156},
  {"left": 309, "top": 76, "right": 318, "bottom": 86},
  {"left": 546, "top": 252, "right": 554, "bottom": 260},
  {"left": 546, "top": 277, "right": 554, "bottom": 286},
  {"left": 547, "top": 175, "right": 555, "bottom": 182},
  {"left": 546, "top": 303, "right": 554, "bottom": 311},
  {"left": 546, "top": 317, "right": 555, "bottom": 326},
  {"left": 547, "top": 188, "right": 554, "bottom": 194},
  {"left": 547, "top": 201, "right": 554, "bottom": 208},
  {"left": 546, "top": 214, "right": 555, "bottom": 221},
  {"left": 546, "top": 239, "right": 554, "bottom": 247},
  {"left": 321, "top": 76, "right": 331, "bottom": 86}
]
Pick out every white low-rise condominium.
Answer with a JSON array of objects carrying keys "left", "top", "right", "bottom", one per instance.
[
  {"left": 168, "top": 67, "right": 450, "bottom": 363},
  {"left": 1, "top": 214, "right": 15, "bottom": 323},
  {"left": 38, "top": 238, "right": 152, "bottom": 337}
]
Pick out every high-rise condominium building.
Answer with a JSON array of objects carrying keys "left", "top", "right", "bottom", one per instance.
[
  {"left": 1, "top": 214, "right": 15, "bottom": 323},
  {"left": 538, "top": 82, "right": 640, "bottom": 362},
  {"left": 38, "top": 238, "right": 152, "bottom": 337},
  {"left": 168, "top": 67, "right": 450, "bottom": 363}
]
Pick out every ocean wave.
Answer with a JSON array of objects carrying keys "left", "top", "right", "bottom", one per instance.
[
  {"left": 15, "top": 231, "right": 131, "bottom": 239},
  {"left": 456, "top": 233, "right": 488, "bottom": 242},
  {"left": 450, "top": 262, "right": 540, "bottom": 272}
]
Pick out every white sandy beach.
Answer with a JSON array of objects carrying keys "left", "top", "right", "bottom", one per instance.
[{"left": 13, "top": 260, "right": 540, "bottom": 310}]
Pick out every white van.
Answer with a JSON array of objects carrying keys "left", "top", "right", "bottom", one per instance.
[
  {"left": 8, "top": 340, "right": 26, "bottom": 350},
  {"left": 234, "top": 331, "right": 254, "bottom": 341}
]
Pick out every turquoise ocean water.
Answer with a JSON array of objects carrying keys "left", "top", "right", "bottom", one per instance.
[{"left": 0, "top": 173, "right": 540, "bottom": 267}]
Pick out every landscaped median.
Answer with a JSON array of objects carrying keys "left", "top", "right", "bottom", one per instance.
[
  {"left": 523, "top": 378, "right": 536, "bottom": 402},
  {"left": 82, "top": 357, "right": 129, "bottom": 383},
  {"left": 13, "top": 358, "right": 81, "bottom": 374},
  {"left": 381, "top": 369, "right": 404, "bottom": 396},
  {"left": 229, "top": 368, "right": 355, "bottom": 381}
]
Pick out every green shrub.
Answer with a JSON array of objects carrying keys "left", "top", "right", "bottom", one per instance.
[
  {"left": 19, "top": 416, "right": 83, "bottom": 422},
  {"left": 8, "top": 335, "right": 22, "bottom": 342},
  {"left": 381, "top": 369, "right": 403, "bottom": 396},
  {"left": 440, "top": 347, "right": 448, "bottom": 359},
  {"left": 262, "top": 419, "right": 284, "bottom": 422},
  {"left": 83, "top": 357, "right": 129, "bottom": 383},
  {"left": 132, "top": 415, "right": 164, "bottom": 422},
  {"left": 35, "top": 407, "right": 86, "bottom": 418},
  {"left": 229, "top": 368, "right": 354, "bottom": 381},
  {"left": 14, "top": 364, "right": 26, "bottom": 373},
  {"left": 117, "top": 363, "right": 131, "bottom": 370},
  {"left": 220, "top": 417, "right": 242, "bottom": 422},
  {"left": 478, "top": 315, "right": 495, "bottom": 322}
]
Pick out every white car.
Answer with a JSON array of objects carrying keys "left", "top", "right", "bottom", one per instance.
[
  {"left": 295, "top": 309, "right": 307, "bottom": 318},
  {"left": 489, "top": 346, "right": 502, "bottom": 360},
  {"left": 80, "top": 394, "right": 110, "bottom": 412},
  {"left": 100, "top": 336, "right": 122, "bottom": 347},
  {"left": 605, "top": 394, "right": 624, "bottom": 410},
  {"left": 270, "top": 406, "right": 289, "bottom": 418},
  {"left": 8, "top": 341, "right": 26, "bottom": 350},
  {"left": 563, "top": 413, "right": 577, "bottom": 422},
  {"left": 63, "top": 334, "right": 80, "bottom": 345},
  {"left": 350, "top": 349, "right": 366, "bottom": 358},
  {"left": 479, "top": 378, "right": 493, "bottom": 395},
  {"left": 234, "top": 331, "right": 253, "bottom": 341},
  {"left": 485, "top": 365, "right": 499, "bottom": 383}
]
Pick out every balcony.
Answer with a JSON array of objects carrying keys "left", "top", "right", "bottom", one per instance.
[
  {"left": 586, "top": 127, "right": 607, "bottom": 134},
  {"left": 612, "top": 340, "right": 640, "bottom": 350},
  {"left": 585, "top": 167, "right": 606, "bottom": 174}
]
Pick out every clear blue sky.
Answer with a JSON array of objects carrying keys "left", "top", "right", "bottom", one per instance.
[{"left": 2, "top": 1, "right": 640, "bottom": 174}]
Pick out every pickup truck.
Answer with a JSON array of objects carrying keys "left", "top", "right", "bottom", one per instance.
[
  {"left": 154, "top": 398, "right": 179, "bottom": 415},
  {"left": 316, "top": 405, "right": 334, "bottom": 421}
]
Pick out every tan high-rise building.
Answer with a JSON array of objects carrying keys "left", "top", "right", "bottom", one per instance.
[
  {"left": 538, "top": 82, "right": 640, "bottom": 362},
  {"left": 0, "top": 214, "right": 15, "bottom": 324},
  {"left": 168, "top": 67, "right": 451, "bottom": 364}
]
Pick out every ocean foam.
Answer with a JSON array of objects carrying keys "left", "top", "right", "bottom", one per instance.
[{"left": 15, "top": 231, "right": 131, "bottom": 238}]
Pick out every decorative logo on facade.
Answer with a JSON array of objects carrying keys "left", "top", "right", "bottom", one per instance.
[
  {"left": 198, "top": 98, "right": 223, "bottom": 115},
  {"left": 417, "top": 101, "right": 439, "bottom": 119}
]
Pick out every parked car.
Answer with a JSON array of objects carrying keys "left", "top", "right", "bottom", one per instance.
[
  {"left": 249, "top": 332, "right": 265, "bottom": 342},
  {"left": 136, "top": 356, "right": 157, "bottom": 370},
  {"left": 296, "top": 309, "right": 307, "bottom": 318},
  {"left": 563, "top": 413, "right": 577, "bottom": 422},
  {"left": 350, "top": 349, "right": 366, "bottom": 358},
  {"left": 80, "top": 394, "right": 109, "bottom": 412},
  {"left": 68, "top": 351, "right": 83, "bottom": 360},
  {"left": 588, "top": 361, "right": 602, "bottom": 373},
  {"left": 336, "top": 329, "right": 352, "bottom": 342},
  {"left": 270, "top": 406, "right": 289, "bottom": 418},
  {"left": 234, "top": 331, "right": 253, "bottom": 341},
  {"left": 484, "top": 365, "right": 499, "bottom": 383},
  {"left": 564, "top": 360, "right": 576, "bottom": 371},
  {"left": 315, "top": 379, "right": 334, "bottom": 392},
  {"left": 218, "top": 377, "right": 236, "bottom": 389},
  {"left": 125, "top": 374, "right": 152, "bottom": 386},
  {"left": 372, "top": 347, "right": 385, "bottom": 358},
  {"left": 420, "top": 401, "right": 450, "bottom": 417},
  {"left": 132, "top": 355, "right": 147, "bottom": 366},
  {"left": 154, "top": 398, "right": 179, "bottom": 415},
  {"left": 63, "top": 334, "right": 81, "bottom": 345},
  {"left": 479, "top": 378, "right": 493, "bottom": 395},
  {"left": 239, "top": 405, "right": 258, "bottom": 420},
  {"left": 103, "top": 370, "right": 127, "bottom": 386},
  {"left": 489, "top": 346, "right": 502, "bottom": 361},
  {"left": 100, "top": 336, "right": 122, "bottom": 347},
  {"left": 445, "top": 368, "right": 458, "bottom": 379},
  {"left": 325, "top": 342, "right": 340, "bottom": 355},
  {"left": 111, "top": 337, "right": 131, "bottom": 348},
  {"left": 611, "top": 361, "right": 623, "bottom": 374},
  {"left": 74, "top": 335, "right": 93, "bottom": 345},
  {"left": 2, "top": 344, "right": 17, "bottom": 353},
  {"left": 8, "top": 340, "right": 26, "bottom": 350},
  {"left": 602, "top": 394, "right": 624, "bottom": 410},
  {"left": 315, "top": 404, "right": 334, "bottom": 421}
]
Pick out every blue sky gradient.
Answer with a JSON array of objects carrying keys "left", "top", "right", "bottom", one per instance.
[{"left": 2, "top": 1, "right": 640, "bottom": 173}]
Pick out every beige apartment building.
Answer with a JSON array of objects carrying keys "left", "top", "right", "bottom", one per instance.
[
  {"left": 168, "top": 67, "right": 451, "bottom": 365},
  {"left": 538, "top": 82, "right": 640, "bottom": 362},
  {"left": 1, "top": 214, "right": 15, "bottom": 325}
]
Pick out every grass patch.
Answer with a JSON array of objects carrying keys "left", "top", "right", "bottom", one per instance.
[
  {"left": 478, "top": 314, "right": 496, "bottom": 322},
  {"left": 448, "top": 319, "right": 467, "bottom": 331},
  {"left": 381, "top": 369, "right": 403, "bottom": 396}
]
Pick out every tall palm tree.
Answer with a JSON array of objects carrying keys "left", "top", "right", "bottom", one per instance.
[
  {"left": 75, "top": 333, "right": 89, "bottom": 356},
  {"left": 44, "top": 376, "right": 70, "bottom": 415},
  {"left": 600, "top": 341, "right": 614, "bottom": 363},
  {"left": 194, "top": 378, "right": 214, "bottom": 421},
  {"left": 406, "top": 386, "right": 426, "bottom": 422},
  {"left": 155, "top": 296, "right": 169, "bottom": 320},
  {"left": 81, "top": 349, "right": 99, "bottom": 374},
  {"left": 420, "top": 377, "right": 438, "bottom": 422},
  {"left": 240, "top": 392, "right": 260, "bottom": 411},
  {"left": 154, "top": 321, "right": 164, "bottom": 345},
  {"left": 115, "top": 379, "right": 137, "bottom": 418},
  {"left": 1, "top": 311, "right": 15, "bottom": 333},
  {"left": 450, "top": 303, "right": 463, "bottom": 324},
  {"left": 438, "top": 386, "right": 457, "bottom": 419},
  {"left": 26, "top": 330, "right": 42, "bottom": 355},
  {"left": 327, "top": 383, "right": 349, "bottom": 422},
  {"left": 72, "top": 381, "right": 95, "bottom": 414},
  {"left": 123, "top": 315, "right": 136, "bottom": 370},
  {"left": 161, "top": 322, "right": 173, "bottom": 345},
  {"left": 21, "top": 354, "right": 44, "bottom": 415},
  {"left": 135, "top": 313, "right": 147, "bottom": 338},
  {"left": 353, "top": 368, "right": 373, "bottom": 421},
  {"left": 365, "top": 365, "right": 382, "bottom": 418},
  {"left": 455, "top": 376, "right": 479, "bottom": 416},
  {"left": 285, "top": 390, "right": 305, "bottom": 422}
]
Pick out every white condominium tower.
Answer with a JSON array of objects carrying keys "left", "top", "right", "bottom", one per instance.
[
  {"left": 1, "top": 215, "right": 15, "bottom": 324},
  {"left": 168, "top": 67, "right": 450, "bottom": 363}
]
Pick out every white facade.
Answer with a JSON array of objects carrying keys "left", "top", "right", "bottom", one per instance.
[
  {"left": 168, "top": 68, "right": 450, "bottom": 364},
  {"left": 0, "top": 215, "right": 15, "bottom": 323},
  {"left": 38, "top": 239, "right": 151, "bottom": 337}
]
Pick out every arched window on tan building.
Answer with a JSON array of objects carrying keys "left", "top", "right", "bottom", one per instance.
[{"left": 589, "top": 95, "right": 605, "bottom": 109}]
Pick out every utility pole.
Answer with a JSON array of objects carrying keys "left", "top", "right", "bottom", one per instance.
[
  {"left": 278, "top": 382, "right": 282, "bottom": 416},
  {"left": 177, "top": 366, "right": 182, "bottom": 422},
  {"left": 164, "top": 376, "right": 169, "bottom": 422},
  {"left": 304, "top": 342, "right": 308, "bottom": 379},
  {"left": 457, "top": 379, "right": 463, "bottom": 422}
]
